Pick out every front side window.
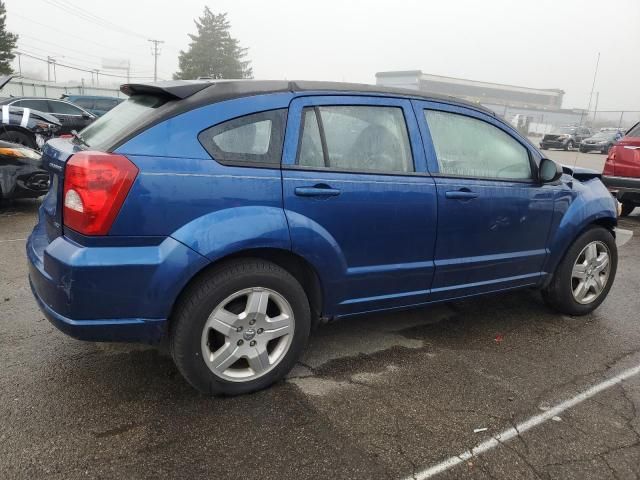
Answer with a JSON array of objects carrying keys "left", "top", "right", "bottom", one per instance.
[
  {"left": 199, "top": 109, "right": 286, "bottom": 166},
  {"left": 425, "top": 110, "right": 531, "bottom": 180},
  {"left": 297, "top": 105, "right": 414, "bottom": 173}
]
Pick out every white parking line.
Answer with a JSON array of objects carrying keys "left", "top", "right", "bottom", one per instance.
[
  {"left": 404, "top": 363, "right": 640, "bottom": 480},
  {"left": 0, "top": 238, "right": 26, "bottom": 243}
]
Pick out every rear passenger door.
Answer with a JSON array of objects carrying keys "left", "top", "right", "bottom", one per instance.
[
  {"left": 282, "top": 96, "right": 438, "bottom": 316},
  {"left": 413, "top": 101, "right": 555, "bottom": 300}
]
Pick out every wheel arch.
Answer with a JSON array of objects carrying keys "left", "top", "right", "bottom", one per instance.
[
  {"left": 0, "top": 125, "right": 37, "bottom": 147},
  {"left": 168, "top": 247, "right": 326, "bottom": 332}
]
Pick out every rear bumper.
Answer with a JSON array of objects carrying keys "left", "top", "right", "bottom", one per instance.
[
  {"left": 26, "top": 227, "right": 209, "bottom": 343},
  {"left": 540, "top": 140, "right": 568, "bottom": 149},
  {"left": 602, "top": 175, "right": 640, "bottom": 194},
  {"left": 29, "top": 276, "right": 166, "bottom": 343}
]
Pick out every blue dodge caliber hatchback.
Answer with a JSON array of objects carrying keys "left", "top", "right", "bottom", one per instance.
[{"left": 28, "top": 80, "right": 618, "bottom": 395}]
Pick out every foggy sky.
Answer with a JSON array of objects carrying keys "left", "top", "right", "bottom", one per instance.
[{"left": 6, "top": 0, "right": 640, "bottom": 111}]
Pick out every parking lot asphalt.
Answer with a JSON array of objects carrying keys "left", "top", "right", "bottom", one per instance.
[{"left": 2, "top": 149, "right": 640, "bottom": 480}]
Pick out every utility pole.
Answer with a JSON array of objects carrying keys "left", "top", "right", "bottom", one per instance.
[
  {"left": 94, "top": 69, "right": 100, "bottom": 87},
  {"left": 592, "top": 92, "right": 600, "bottom": 126},
  {"left": 586, "top": 52, "right": 600, "bottom": 116},
  {"left": 148, "top": 38, "right": 164, "bottom": 82},
  {"left": 52, "top": 59, "right": 57, "bottom": 83},
  {"left": 17, "top": 52, "right": 22, "bottom": 77},
  {"left": 47, "top": 55, "right": 52, "bottom": 82}
]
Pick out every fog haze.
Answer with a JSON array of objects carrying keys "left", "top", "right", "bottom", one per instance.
[{"left": 7, "top": 0, "right": 640, "bottom": 110}]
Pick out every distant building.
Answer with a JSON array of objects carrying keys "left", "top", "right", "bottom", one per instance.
[
  {"left": 376, "top": 70, "right": 587, "bottom": 135},
  {"left": 375, "top": 70, "right": 564, "bottom": 110}
]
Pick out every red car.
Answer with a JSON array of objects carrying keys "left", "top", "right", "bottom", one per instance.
[{"left": 603, "top": 122, "right": 640, "bottom": 216}]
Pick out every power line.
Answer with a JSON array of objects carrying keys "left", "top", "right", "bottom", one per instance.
[
  {"left": 8, "top": 10, "right": 149, "bottom": 57},
  {"left": 15, "top": 50, "right": 160, "bottom": 80},
  {"left": 41, "top": 0, "right": 149, "bottom": 41}
]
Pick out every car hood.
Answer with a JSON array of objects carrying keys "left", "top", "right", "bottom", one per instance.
[
  {"left": 5, "top": 106, "right": 61, "bottom": 126},
  {"left": 561, "top": 164, "right": 601, "bottom": 182}
]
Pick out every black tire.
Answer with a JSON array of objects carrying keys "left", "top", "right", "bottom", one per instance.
[
  {"left": 170, "top": 258, "right": 311, "bottom": 396},
  {"left": 621, "top": 202, "right": 635, "bottom": 217},
  {"left": 540, "top": 146, "right": 548, "bottom": 150},
  {"left": 0, "top": 130, "right": 36, "bottom": 149},
  {"left": 542, "top": 227, "right": 617, "bottom": 316},
  {"left": 602, "top": 144, "right": 611, "bottom": 154},
  {"left": 565, "top": 140, "right": 574, "bottom": 151},
  {"left": 579, "top": 147, "right": 586, "bottom": 153}
]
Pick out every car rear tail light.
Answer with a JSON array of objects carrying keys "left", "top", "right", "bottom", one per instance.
[
  {"left": 63, "top": 151, "right": 138, "bottom": 235},
  {"left": 603, "top": 148, "right": 616, "bottom": 176}
]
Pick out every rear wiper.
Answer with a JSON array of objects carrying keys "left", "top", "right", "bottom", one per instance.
[{"left": 70, "top": 129, "right": 89, "bottom": 147}]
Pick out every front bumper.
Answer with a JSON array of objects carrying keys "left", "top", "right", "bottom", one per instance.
[
  {"left": 602, "top": 175, "right": 640, "bottom": 194},
  {"left": 540, "top": 140, "right": 568, "bottom": 149},
  {"left": 26, "top": 226, "right": 209, "bottom": 343}
]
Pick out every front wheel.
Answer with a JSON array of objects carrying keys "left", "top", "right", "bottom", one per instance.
[
  {"left": 565, "top": 140, "right": 574, "bottom": 151},
  {"left": 170, "top": 259, "right": 311, "bottom": 395},
  {"left": 542, "top": 227, "right": 617, "bottom": 315}
]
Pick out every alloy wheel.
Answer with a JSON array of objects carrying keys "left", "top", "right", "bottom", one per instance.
[
  {"left": 200, "top": 287, "right": 294, "bottom": 382},
  {"left": 571, "top": 241, "right": 611, "bottom": 305}
]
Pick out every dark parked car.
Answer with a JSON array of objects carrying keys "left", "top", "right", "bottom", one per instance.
[
  {"left": 62, "top": 95, "right": 124, "bottom": 117},
  {"left": 0, "top": 97, "right": 95, "bottom": 135},
  {"left": 0, "top": 141, "right": 49, "bottom": 200},
  {"left": 579, "top": 130, "right": 620, "bottom": 154},
  {"left": 28, "top": 80, "right": 618, "bottom": 396},
  {"left": 541, "top": 126, "right": 592, "bottom": 151},
  {"left": 0, "top": 105, "right": 61, "bottom": 149},
  {"left": 603, "top": 122, "right": 640, "bottom": 216}
]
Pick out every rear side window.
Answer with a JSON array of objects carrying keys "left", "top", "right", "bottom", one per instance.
[
  {"left": 49, "top": 101, "right": 84, "bottom": 115},
  {"left": 73, "top": 98, "right": 95, "bottom": 109},
  {"left": 425, "top": 110, "right": 531, "bottom": 180},
  {"left": 199, "top": 109, "right": 287, "bottom": 166},
  {"left": 297, "top": 106, "right": 414, "bottom": 173}
]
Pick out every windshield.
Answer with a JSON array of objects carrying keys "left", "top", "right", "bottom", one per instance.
[
  {"left": 79, "top": 94, "right": 167, "bottom": 149},
  {"left": 591, "top": 132, "right": 614, "bottom": 140}
]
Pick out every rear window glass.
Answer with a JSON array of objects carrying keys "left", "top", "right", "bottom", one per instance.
[
  {"left": 627, "top": 123, "right": 640, "bottom": 137},
  {"left": 79, "top": 95, "right": 167, "bottom": 148}
]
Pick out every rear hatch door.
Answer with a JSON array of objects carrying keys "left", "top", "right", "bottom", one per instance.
[
  {"left": 40, "top": 138, "right": 84, "bottom": 241},
  {"left": 614, "top": 125, "right": 640, "bottom": 177}
]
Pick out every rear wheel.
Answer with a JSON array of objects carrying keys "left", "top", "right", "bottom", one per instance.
[
  {"left": 542, "top": 227, "right": 617, "bottom": 315},
  {"left": 170, "top": 259, "right": 311, "bottom": 395},
  {"left": 579, "top": 146, "right": 586, "bottom": 153},
  {"left": 565, "top": 140, "right": 574, "bottom": 151},
  {"left": 621, "top": 202, "right": 636, "bottom": 217}
]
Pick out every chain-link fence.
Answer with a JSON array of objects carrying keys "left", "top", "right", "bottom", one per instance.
[
  {"left": 0, "top": 78, "right": 123, "bottom": 99},
  {"left": 486, "top": 103, "right": 639, "bottom": 138}
]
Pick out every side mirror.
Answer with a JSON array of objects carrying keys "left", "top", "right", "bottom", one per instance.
[
  {"left": 82, "top": 113, "right": 93, "bottom": 120},
  {"left": 539, "top": 158, "right": 563, "bottom": 183}
]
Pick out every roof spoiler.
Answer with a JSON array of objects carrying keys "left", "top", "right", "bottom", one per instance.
[{"left": 120, "top": 80, "right": 214, "bottom": 99}]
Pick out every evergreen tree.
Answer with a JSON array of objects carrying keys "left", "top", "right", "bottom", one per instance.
[
  {"left": 174, "top": 7, "right": 252, "bottom": 80},
  {"left": 0, "top": 1, "right": 17, "bottom": 75}
]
